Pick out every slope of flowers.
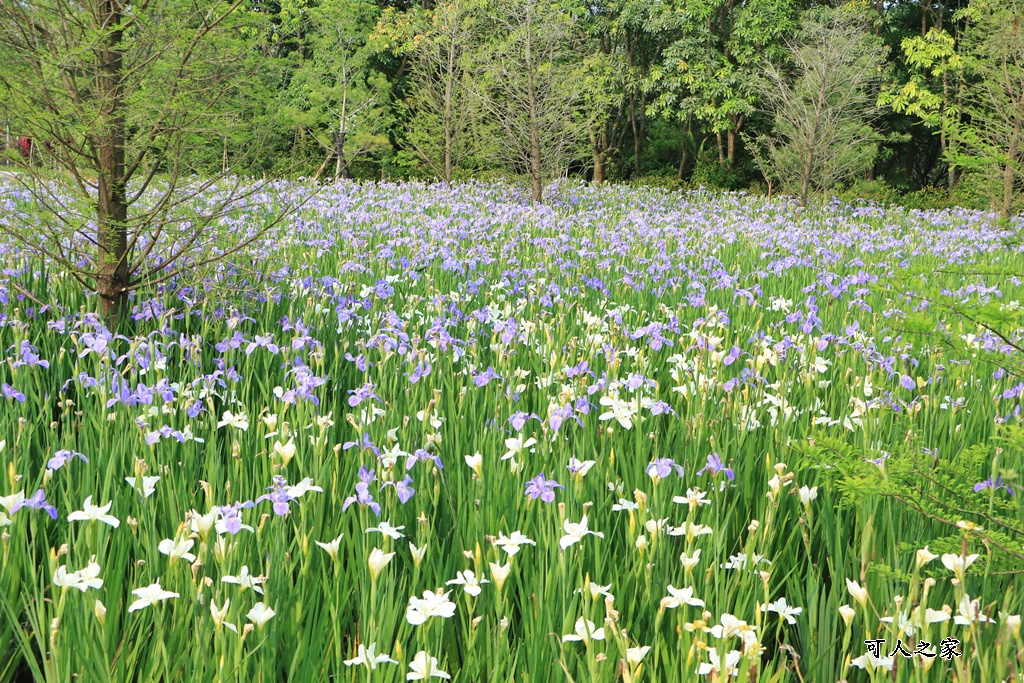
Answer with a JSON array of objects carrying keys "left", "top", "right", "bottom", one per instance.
[{"left": 0, "top": 181, "right": 1021, "bottom": 682}]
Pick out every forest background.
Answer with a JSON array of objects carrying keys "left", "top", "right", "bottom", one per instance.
[{"left": 2, "top": 0, "right": 1023, "bottom": 214}]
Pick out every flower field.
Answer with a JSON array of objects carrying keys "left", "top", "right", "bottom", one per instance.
[{"left": 0, "top": 180, "right": 1022, "bottom": 682}]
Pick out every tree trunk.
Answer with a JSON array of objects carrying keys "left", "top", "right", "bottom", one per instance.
[
  {"left": 590, "top": 130, "right": 605, "bottom": 184},
  {"left": 678, "top": 114, "right": 692, "bottom": 180},
  {"left": 334, "top": 127, "right": 348, "bottom": 180},
  {"left": 942, "top": 73, "right": 957, "bottom": 192},
  {"left": 800, "top": 149, "right": 814, "bottom": 206},
  {"left": 334, "top": 131, "right": 341, "bottom": 179},
  {"left": 1002, "top": 117, "right": 1021, "bottom": 219},
  {"left": 530, "top": 120, "right": 542, "bottom": 202},
  {"left": 726, "top": 129, "right": 736, "bottom": 168},
  {"left": 311, "top": 150, "right": 333, "bottom": 183},
  {"left": 633, "top": 129, "right": 641, "bottom": 176},
  {"left": 946, "top": 130, "right": 957, "bottom": 193},
  {"left": 525, "top": 21, "right": 542, "bottom": 203},
  {"left": 632, "top": 94, "right": 646, "bottom": 177},
  {"left": 96, "top": 0, "right": 130, "bottom": 326},
  {"left": 443, "top": 35, "right": 455, "bottom": 183},
  {"left": 906, "top": 136, "right": 916, "bottom": 188},
  {"left": 627, "top": 99, "right": 637, "bottom": 178},
  {"left": 939, "top": 128, "right": 950, "bottom": 188},
  {"left": 444, "top": 108, "right": 453, "bottom": 184}
]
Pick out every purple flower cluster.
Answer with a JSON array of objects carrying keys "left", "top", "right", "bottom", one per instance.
[{"left": 525, "top": 472, "right": 563, "bottom": 503}]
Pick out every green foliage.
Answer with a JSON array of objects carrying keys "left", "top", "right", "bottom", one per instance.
[
  {"left": 689, "top": 149, "right": 750, "bottom": 190},
  {"left": 650, "top": 0, "right": 798, "bottom": 142},
  {"left": 4, "top": 0, "right": 1020, "bottom": 204},
  {"left": 834, "top": 179, "right": 903, "bottom": 207},
  {"left": 879, "top": 29, "right": 963, "bottom": 130},
  {"left": 746, "top": 5, "right": 886, "bottom": 204},
  {"left": 285, "top": 0, "right": 392, "bottom": 179},
  {"left": 398, "top": 0, "right": 485, "bottom": 181},
  {"left": 946, "top": 0, "right": 1024, "bottom": 216}
]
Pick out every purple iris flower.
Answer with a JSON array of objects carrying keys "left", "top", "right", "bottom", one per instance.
[
  {"left": 11, "top": 489, "right": 58, "bottom": 520},
  {"left": 215, "top": 331, "right": 247, "bottom": 353},
  {"left": 406, "top": 361, "right": 432, "bottom": 384},
  {"left": 472, "top": 366, "right": 501, "bottom": 387},
  {"left": 567, "top": 458, "right": 589, "bottom": 475},
  {"left": 257, "top": 475, "right": 296, "bottom": 516},
  {"left": 407, "top": 448, "right": 443, "bottom": 471},
  {"left": 246, "top": 334, "right": 280, "bottom": 355},
  {"left": 347, "top": 382, "right": 380, "bottom": 408},
  {"left": 648, "top": 401, "right": 675, "bottom": 416},
  {"left": 342, "top": 481, "right": 381, "bottom": 516},
  {"left": 383, "top": 475, "right": 416, "bottom": 504},
  {"left": 147, "top": 425, "right": 187, "bottom": 445},
  {"left": 899, "top": 375, "right": 916, "bottom": 391},
  {"left": 565, "top": 361, "right": 593, "bottom": 378},
  {"left": 509, "top": 412, "right": 537, "bottom": 431},
  {"left": 499, "top": 318, "right": 518, "bottom": 345},
  {"left": 697, "top": 452, "right": 734, "bottom": 481},
  {"left": 358, "top": 466, "right": 377, "bottom": 484},
  {"left": 217, "top": 501, "right": 255, "bottom": 534},
  {"left": 624, "top": 373, "right": 648, "bottom": 391},
  {"left": 646, "top": 458, "right": 684, "bottom": 480},
  {"left": 525, "top": 472, "right": 563, "bottom": 503},
  {"left": 155, "top": 379, "right": 176, "bottom": 402},
  {"left": 507, "top": 411, "right": 540, "bottom": 432},
  {"left": 12, "top": 341, "right": 49, "bottom": 369},
  {"left": 865, "top": 453, "right": 890, "bottom": 471},
  {"left": 342, "top": 434, "right": 380, "bottom": 457},
  {"left": 723, "top": 346, "right": 742, "bottom": 366},
  {"left": 288, "top": 364, "right": 326, "bottom": 405},
  {"left": 587, "top": 374, "right": 608, "bottom": 396},
  {"left": 974, "top": 476, "right": 1015, "bottom": 496},
  {"left": 631, "top": 323, "right": 672, "bottom": 350},
  {"left": 2, "top": 383, "right": 25, "bottom": 402},
  {"left": 47, "top": 449, "right": 89, "bottom": 471},
  {"left": 549, "top": 404, "right": 581, "bottom": 432},
  {"left": 344, "top": 353, "right": 370, "bottom": 372}
]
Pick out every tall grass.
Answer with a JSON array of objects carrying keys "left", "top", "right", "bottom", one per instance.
[{"left": 0, "top": 180, "right": 1021, "bottom": 682}]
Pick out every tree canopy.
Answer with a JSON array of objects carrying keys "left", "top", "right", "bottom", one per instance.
[{"left": 2, "top": 0, "right": 1020, "bottom": 214}]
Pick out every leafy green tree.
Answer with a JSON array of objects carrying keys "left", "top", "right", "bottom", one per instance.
[
  {"left": 0, "top": 0, "right": 285, "bottom": 323},
  {"left": 574, "top": 1, "right": 626, "bottom": 183},
  {"left": 288, "top": 0, "right": 391, "bottom": 180},
  {"left": 746, "top": 6, "right": 886, "bottom": 204},
  {"left": 651, "top": 0, "right": 797, "bottom": 171},
  {"left": 879, "top": 28, "right": 965, "bottom": 191},
  {"left": 609, "top": 0, "right": 675, "bottom": 177},
  {"left": 954, "top": 0, "right": 1024, "bottom": 217},
  {"left": 402, "top": 0, "right": 483, "bottom": 182},
  {"left": 472, "top": 0, "right": 589, "bottom": 202}
]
